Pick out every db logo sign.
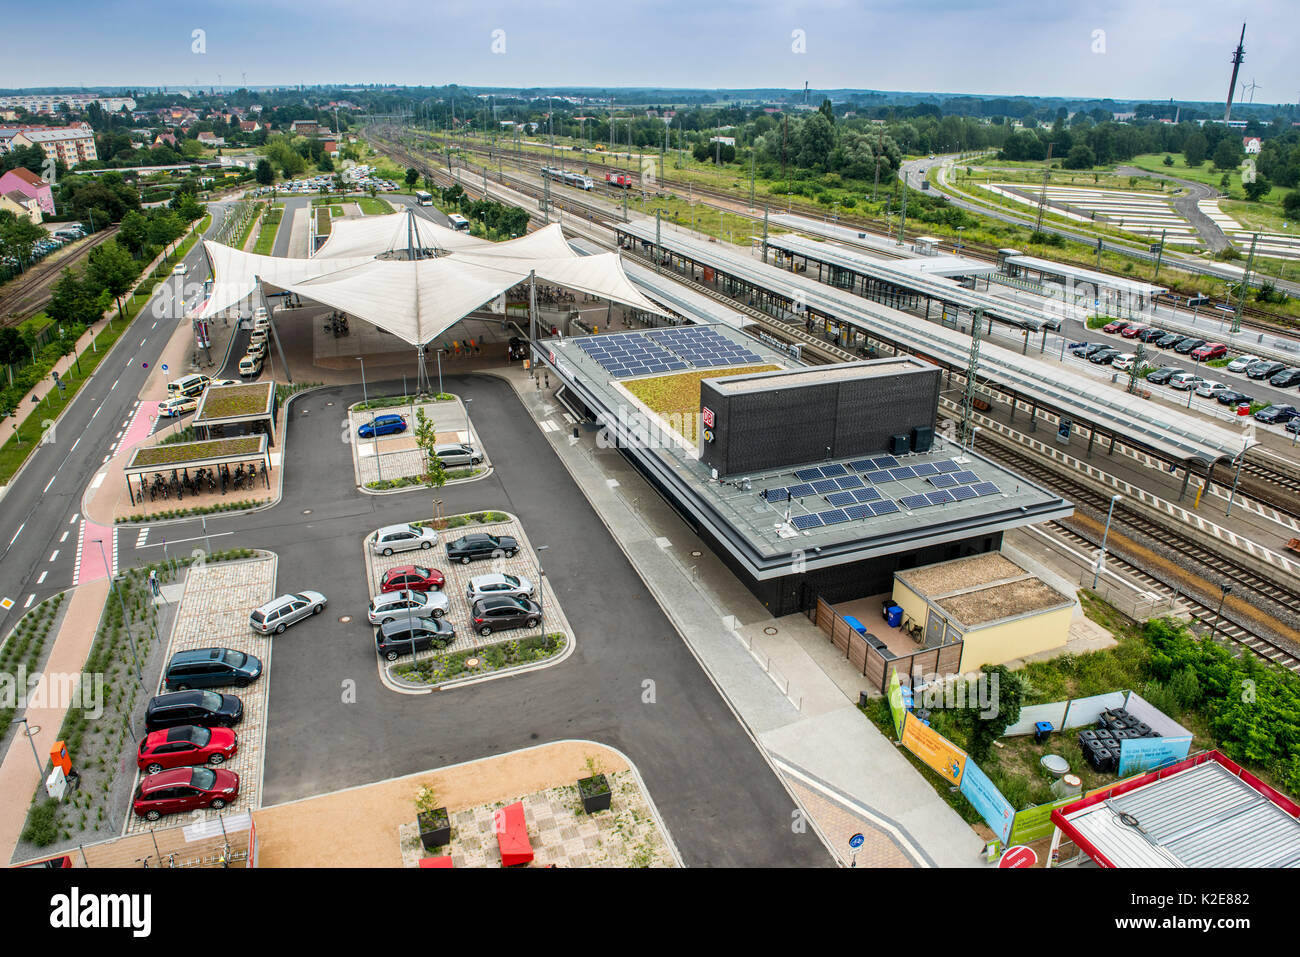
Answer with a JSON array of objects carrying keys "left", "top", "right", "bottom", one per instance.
[
  {"left": 702, "top": 407, "right": 714, "bottom": 428},
  {"left": 702, "top": 428, "right": 714, "bottom": 444}
]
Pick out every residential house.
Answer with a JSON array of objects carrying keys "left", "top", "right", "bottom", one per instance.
[
  {"left": 0, "top": 166, "right": 55, "bottom": 215},
  {"left": 197, "top": 132, "right": 226, "bottom": 147},
  {"left": 1243, "top": 136, "right": 1262, "bottom": 154},
  {"left": 0, "top": 124, "right": 97, "bottom": 167},
  {"left": 0, "top": 190, "right": 42, "bottom": 223}
]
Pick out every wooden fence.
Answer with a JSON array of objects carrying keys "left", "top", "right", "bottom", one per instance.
[{"left": 811, "top": 597, "right": 963, "bottom": 694}]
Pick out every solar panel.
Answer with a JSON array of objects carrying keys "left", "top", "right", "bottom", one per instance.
[
  {"left": 790, "top": 513, "right": 823, "bottom": 531},
  {"left": 926, "top": 490, "right": 955, "bottom": 505},
  {"left": 869, "top": 500, "right": 900, "bottom": 516},
  {"left": 949, "top": 485, "right": 978, "bottom": 501},
  {"left": 871, "top": 456, "right": 900, "bottom": 469},
  {"left": 811, "top": 479, "right": 840, "bottom": 494},
  {"left": 819, "top": 464, "right": 847, "bottom": 478},
  {"left": 763, "top": 487, "right": 789, "bottom": 502},
  {"left": 928, "top": 474, "right": 957, "bottom": 489},
  {"left": 818, "top": 509, "right": 849, "bottom": 525},
  {"left": 888, "top": 466, "right": 916, "bottom": 481},
  {"left": 835, "top": 476, "right": 864, "bottom": 490},
  {"left": 826, "top": 491, "right": 857, "bottom": 507},
  {"left": 972, "top": 482, "right": 1001, "bottom": 497},
  {"left": 932, "top": 460, "right": 960, "bottom": 474},
  {"left": 793, "top": 467, "right": 823, "bottom": 481},
  {"left": 900, "top": 494, "right": 932, "bottom": 510},
  {"left": 864, "top": 470, "right": 894, "bottom": 484},
  {"left": 952, "top": 470, "right": 980, "bottom": 484},
  {"left": 910, "top": 463, "right": 939, "bottom": 478},
  {"left": 844, "top": 504, "right": 874, "bottom": 520},
  {"left": 852, "top": 487, "right": 882, "bottom": 503},
  {"left": 849, "top": 460, "right": 876, "bottom": 472},
  {"left": 785, "top": 482, "right": 815, "bottom": 498}
]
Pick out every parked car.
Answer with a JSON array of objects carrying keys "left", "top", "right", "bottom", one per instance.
[
  {"left": 1254, "top": 404, "right": 1299, "bottom": 424},
  {"left": 1155, "top": 332, "right": 1187, "bottom": 349},
  {"left": 375, "top": 616, "right": 456, "bottom": 661},
  {"left": 1102, "top": 319, "right": 1130, "bottom": 334},
  {"left": 371, "top": 522, "right": 438, "bottom": 556},
  {"left": 162, "top": 647, "right": 262, "bottom": 691},
  {"left": 158, "top": 396, "right": 198, "bottom": 418},
  {"left": 358, "top": 413, "right": 407, "bottom": 438},
  {"left": 144, "top": 690, "right": 243, "bottom": 732},
  {"left": 132, "top": 767, "right": 239, "bottom": 821},
  {"left": 238, "top": 353, "right": 264, "bottom": 377},
  {"left": 1195, "top": 381, "right": 1228, "bottom": 398},
  {"left": 1119, "top": 324, "right": 1150, "bottom": 339},
  {"left": 245, "top": 339, "right": 267, "bottom": 360},
  {"left": 1226, "top": 354, "right": 1261, "bottom": 373},
  {"left": 1145, "top": 366, "right": 1182, "bottom": 385},
  {"left": 1168, "top": 372, "right": 1203, "bottom": 391},
  {"left": 1247, "top": 360, "right": 1285, "bottom": 380},
  {"left": 367, "top": 588, "right": 448, "bottom": 624},
  {"left": 1174, "top": 338, "right": 1207, "bottom": 355},
  {"left": 379, "top": 565, "right": 445, "bottom": 593},
  {"left": 1216, "top": 389, "right": 1254, "bottom": 406},
  {"left": 1190, "top": 342, "right": 1228, "bottom": 362},
  {"left": 432, "top": 443, "right": 483, "bottom": 467},
  {"left": 136, "top": 726, "right": 238, "bottom": 774},
  {"left": 248, "top": 329, "right": 268, "bottom": 348},
  {"left": 249, "top": 591, "right": 328, "bottom": 634},
  {"left": 1270, "top": 368, "right": 1300, "bottom": 389},
  {"left": 445, "top": 532, "right": 518, "bottom": 564},
  {"left": 1135, "top": 327, "right": 1167, "bottom": 343},
  {"left": 1288, "top": 419, "right": 1300, "bottom": 435},
  {"left": 466, "top": 572, "right": 535, "bottom": 602},
  {"left": 167, "top": 373, "right": 210, "bottom": 397},
  {"left": 1089, "top": 348, "right": 1122, "bottom": 365},
  {"left": 209, "top": 379, "right": 239, "bottom": 387},
  {"left": 1071, "top": 342, "right": 1105, "bottom": 359},
  {"left": 172, "top": 263, "right": 189, "bottom": 276},
  {"left": 469, "top": 596, "right": 542, "bottom": 637}
]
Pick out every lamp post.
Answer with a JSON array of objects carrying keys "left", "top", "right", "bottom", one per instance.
[
  {"left": 1092, "top": 494, "right": 1122, "bottom": 588},
  {"left": 463, "top": 397, "right": 472, "bottom": 445},
  {"left": 436, "top": 349, "right": 444, "bottom": 397},
  {"left": 11, "top": 717, "right": 45, "bottom": 780},
  {"left": 956, "top": 226, "right": 965, "bottom": 256},
  {"left": 1210, "top": 584, "right": 1233, "bottom": 641},
  {"left": 357, "top": 357, "right": 381, "bottom": 482},
  {"left": 92, "top": 538, "right": 142, "bottom": 681},
  {"left": 1225, "top": 437, "right": 1249, "bottom": 518},
  {"left": 534, "top": 544, "right": 549, "bottom": 637}
]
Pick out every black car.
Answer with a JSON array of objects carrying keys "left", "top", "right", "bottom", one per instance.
[
  {"left": 1071, "top": 342, "right": 1106, "bottom": 359},
  {"left": 162, "top": 647, "right": 262, "bottom": 692},
  {"left": 1270, "top": 368, "right": 1300, "bottom": 389},
  {"left": 1216, "top": 390, "right": 1254, "bottom": 406},
  {"left": 1247, "top": 361, "right": 1285, "bottom": 380},
  {"left": 1155, "top": 332, "right": 1187, "bottom": 349},
  {"left": 1145, "top": 366, "right": 1182, "bottom": 385},
  {"left": 375, "top": 616, "right": 455, "bottom": 661},
  {"left": 1136, "top": 327, "right": 1166, "bottom": 343},
  {"left": 1089, "top": 348, "right": 1122, "bottom": 365},
  {"left": 470, "top": 596, "right": 542, "bottom": 636},
  {"left": 445, "top": 533, "right": 519, "bottom": 564},
  {"left": 1254, "top": 404, "right": 1299, "bottom": 424},
  {"left": 1287, "top": 418, "right": 1300, "bottom": 435},
  {"left": 1174, "top": 338, "right": 1207, "bottom": 355},
  {"left": 144, "top": 690, "right": 243, "bottom": 732}
]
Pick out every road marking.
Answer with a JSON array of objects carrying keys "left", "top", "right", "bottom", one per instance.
[
  {"left": 138, "top": 531, "right": 233, "bottom": 549},
  {"left": 43, "top": 475, "right": 56, "bottom": 493},
  {"left": 90, "top": 472, "right": 107, "bottom": 490},
  {"left": 9, "top": 524, "right": 23, "bottom": 547},
  {"left": 102, "top": 455, "right": 110, "bottom": 464},
  {"left": 49, "top": 550, "right": 59, "bottom": 562},
  {"left": 70, "top": 436, "right": 80, "bottom": 451},
  {"left": 136, "top": 528, "right": 149, "bottom": 548},
  {"left": 606, "top": 479, "right": 620, "bottom": 488},
  {"left": 0, "top": 598, "right": 12, "bottom": 611},
  {"left": 23, "top": 594, "right": 34, "bottom": 609},
  {"left": 140, "top": 338, "right": 146, "bottom": 347},
  {"left": 69, "top": 513, "right": 78, "bottom": 524},
  {"left": 540, "top": 420, "right": 559, "bottom": 433},
  {"left": 60, "top": 531, "right": 68, "bottom": 543},
  {"left": 36, "top": 571, "right": 47, "bottom": 585}
]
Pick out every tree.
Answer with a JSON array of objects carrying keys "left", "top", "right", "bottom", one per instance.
[
  {"left": 1242, "top": 175, "right": 1272, "bottom": 202},
  {"left": 405, "top": 167, "right": 419, "bottom": 188},
  {"left": 1182, "top": 132, "right": 1207, "bottom": 167},
  {"left": 1163, "top": 154, "right": 1175, "bottom": 167},
  {"left": 118, "top": 209, "right": 149, "bottom": 258},
  {"left": 1283, "top": 191, "right": 1300, "bottom": 220},
  {"left": 0, "top": 326, "right": 25, "bottom": 367},
  {"left": 412, "top": 407, "right": 447, "bottom": 487},
  {"left": 949, "top": 665, "right": 1024, "bottom": 762},
  {"left": 818, "top": 98, "right": 835, "bottom": 125},
  {"left": 1063, "top": 144, "right": 1096, "bottom": 170},
  {"left": 0, "top": 210, "right": 47, "bottom": 269},
  {"left": 86, "top": 240, "right": 137, "bottom": 318},
  {"left": 255, "top": 158, "right": 274, "bottom": 185},
  {"left": 1212, "top": 138, "right": 1242, "bottom": 171},
  {"left": 45, "top": 269, "right": 100, "bottom": 326},
  {"left": 795, "top": 112, "right": 835, "bottom": 170}
]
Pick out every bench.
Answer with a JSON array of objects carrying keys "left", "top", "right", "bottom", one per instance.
[{"left": 495, "top": 801, "right": 534, "bottom": 867}]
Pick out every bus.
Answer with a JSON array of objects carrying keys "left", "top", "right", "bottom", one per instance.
[
  {"left": 447, "top": 213, "right": 470, "bottom": 231},
  {"left": 415, "top": 191, "right": 433, "bottom": 206}
]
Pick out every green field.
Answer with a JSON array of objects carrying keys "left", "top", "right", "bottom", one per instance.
[
  {"left": 355, "top": 196, "right": 393, "bottom": 215},
  {"left": 252, "top": 207, "right": 283, "bottom": 255}
]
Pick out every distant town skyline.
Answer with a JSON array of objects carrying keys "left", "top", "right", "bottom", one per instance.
[{"left": 3, "top": 0, "right": 1294, "bottom": 106}]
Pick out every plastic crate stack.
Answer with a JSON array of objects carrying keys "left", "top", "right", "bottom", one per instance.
[{"left": 1076, "top": 707, "right": 1161, "bottom": 773}]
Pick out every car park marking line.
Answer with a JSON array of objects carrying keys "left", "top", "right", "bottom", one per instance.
[
  {"left": 69, "top": 436, "right": 80, "bottom": 451},
  {"left": 23, "top": 594, "right": 34, "bottom": 609},
  {"left": 48, "top": 550, "right": 58, "bottom": 563},
  {"left": 101, "top": 455, "right": 110, "bottom": 464},
  {"left": 36, "top": 571, "right": 47, "bottom": 585},
  {"left": 137, "top": 531, "right": 233, "bottom": 549},
  {"left": 540, "top": 420, "right": 559, "bottom": 433},
  {"left": 135, "top": 529, "right": 149, "bottom": 548}
]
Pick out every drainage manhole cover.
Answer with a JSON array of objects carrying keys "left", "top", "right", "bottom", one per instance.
[
  {"left": 465, "top": 657, "right": 481, "bottom": 668},
  {"left": 764, "top": 627, "right": 778, "bottom": 636},
  {"left": 326, "top": 402, "right": 334, "bottom": 406},
  {"left": 690, "top": 550, "right": 702, "bottom": 557},
  {"left": 303, "top": 509, "right": 312, "bottom": 515},
  {"left": 339, "top": 616, "right": 352, "bottom": 624},
  {"left": 301, "top": 409, "right": 309, "bottom": 415},
  {"left": 26, "top": 725, "right": 41, "bottom": 735}
]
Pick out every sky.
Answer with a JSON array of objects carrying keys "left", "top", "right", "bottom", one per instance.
[{"left": 3, "top": 0, "right": 1296, "bottom": 104}]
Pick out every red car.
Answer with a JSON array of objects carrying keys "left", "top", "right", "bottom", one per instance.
[
  {"left": 1191, "top": 342, "right": 1228, "bottom": 361},
  {"left": 380, "top": 565, "right": 445, "bottom": 593},
  {"left": 137, "top": 725, "right": 238, "bottom": 774},
  {"left": 1119, "top": 324, "right": 1149, "bottom": 339},
  {"left": 1102, "top": 319, "right": 1130, "bottom": 334},
  {"left": 132, "top": 766, "right": 240, "bottom": 821}
]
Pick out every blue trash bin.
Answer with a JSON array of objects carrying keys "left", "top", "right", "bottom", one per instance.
[
  {"left": 843, "top": 615, "right": 867, "bottom": 636},
  {"left": 886, "top": 605, "right": 903, "bottom": 628}
]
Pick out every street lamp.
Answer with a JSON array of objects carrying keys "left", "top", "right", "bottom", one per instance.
[
  {"left": 92, "top": 538, "right": 142, "bottom": 681},
  {"left": 463, "top": 397, "right": 472, "bottom": 445},
  {"left": 357, "top": 357, "right": 382, "bottom": 482},
  {"left": 1225, "top": 437, "right": 1249, "bottom": 518},
  {"left": 956, "top": 226, "right": 965, "bottom": 256},
  {"left": 1092, "top": 494, "right": 1122, "bottom": 589},
  {"left": 1210, "top": 583, "right": 1233, "bottom": 641},
  {"left": 11, "top": 717, "right": 45, "bottom": 780},
  {"left": 534, "top": 544, "right": 549, "bottom": 637}
]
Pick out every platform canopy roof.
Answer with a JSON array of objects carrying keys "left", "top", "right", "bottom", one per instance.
[
  {"left": 197, "top": 218, "right": 666, "bottom": 346},
  {"left": 314, "top": 214, "right": 577, "bottom": 260}
]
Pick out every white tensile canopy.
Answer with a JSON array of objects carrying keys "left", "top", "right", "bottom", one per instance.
[{"left": 198, "top": 217, "right": 667, "bottom": 347}]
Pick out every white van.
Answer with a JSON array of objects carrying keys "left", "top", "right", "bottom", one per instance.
[
  {"left": 167, "top": 373, "right": 210, "bottom": 397},
  {"left": 238, "top": 353, "right": 263, "bottom": 377}
]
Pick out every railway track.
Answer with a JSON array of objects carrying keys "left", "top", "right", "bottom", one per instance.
[{"left": 0, "top": 226, "right": 119, "bottom": 323}]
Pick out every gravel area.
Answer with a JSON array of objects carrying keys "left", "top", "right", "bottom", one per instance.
[
  {"left": 937, "top": 577, "right": 1073, "bottom": 628},
  {"left": 898, "top": 552, "right": 1024, "bottom": 596}
]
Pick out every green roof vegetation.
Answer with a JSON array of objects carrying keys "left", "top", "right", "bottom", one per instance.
[
  {"left": 198, "top": 383, "right": 273, "bottom": 419},
  {"left": 129, "top": 437, "right": 263, "bottom": 469}
]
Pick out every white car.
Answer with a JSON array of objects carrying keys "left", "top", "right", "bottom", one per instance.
[
  {"left": 1196, "top": 380, "right": 1228, "bottom": 398},
  {"left": 1111, "top": 353, "right": 1138, "bottom": 371},
  {"left": 466, "top": 573, "right": 535, "bottom": 602},
  {"left": 172, "top": 263, "right": 188, "bottom": 276},
  {"left": 1226, "top": 354, "right": 1260, "bottom": 373},
  {"left": 158, "top": 395, "right": 197, "bottom": 418},
  {"left": 371, "top": 522, "right": 439, "bottom": 556},
  {"left": 1169, "top": 372, "right": 1203, "bottom": 391},
  {"left": 366, "top": 589, "right": 448, "bottom": 624}
]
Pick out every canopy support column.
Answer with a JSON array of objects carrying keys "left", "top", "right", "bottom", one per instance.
[
  {"left": 1179, "top": 467, "right": 1191, "bottom": 501},
  {"left": 528, "top": 269, "right": 537, "bottom": 381},
  {"left": 259, "top": 276, "right": 293, "bottom": 385}
]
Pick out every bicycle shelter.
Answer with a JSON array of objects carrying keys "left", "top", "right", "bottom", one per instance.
[{"left": 123, "top": 434, "right": 272, "bottom": 506}]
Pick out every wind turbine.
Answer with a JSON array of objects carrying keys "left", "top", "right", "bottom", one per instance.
[{"left": 1246, "top": 78, "right": 1261, "bottom": 103}]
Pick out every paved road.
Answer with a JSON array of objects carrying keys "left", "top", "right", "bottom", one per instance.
[{"left": 1114, "top": 165, "right": 1229, "bottom": 252}]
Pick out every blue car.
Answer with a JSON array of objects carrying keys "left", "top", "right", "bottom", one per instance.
[{"left": 358, "top": 413, "right": 407, "bottom": 438}]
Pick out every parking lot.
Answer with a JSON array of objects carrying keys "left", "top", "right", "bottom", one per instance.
[
  {"left": 122, "top": 556, "right": 276, "bottom": 836},
  {"left": 364, "top": 514, "right": 564, "bottom": 663},
  {"left": 348, "top": 395, "right": 489, "bottom": 488}
]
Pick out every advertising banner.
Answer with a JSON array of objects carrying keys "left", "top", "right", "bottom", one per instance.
[
  {"left": 901, "top": 713, "right": 967, "bottom": 786},
  {"left": 1117, "top": 735, "right": 1192, "bottom": 776},
  {"left": 1008, "top": 795, "right": 1075, "bottom": 845},
  {"left": 960, "top": 759, "right": 1015, "bottom": 845}
]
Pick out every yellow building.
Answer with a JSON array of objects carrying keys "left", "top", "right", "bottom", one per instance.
[{"left": 891, "top": 552, "right": 1074, "bottom": 672}]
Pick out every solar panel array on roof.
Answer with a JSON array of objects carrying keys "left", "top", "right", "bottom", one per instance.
[
  {"left": 812, "top": 479, "right": 840, "bottom": 493},
  {"left": 764, "top": 487, "right": 789, "bottom": 502},
  {"left": 819, "top": 509, "right": 849, "bottom": 525},
  {"left": 971, "top": 482, "right": 1001, "bottom": 496},
  {"left": 791, "top": 514, "right": 822, "bottom": 530},
  {"left": 927, "top": 490, "right": 955, "bottom": 505},
  {"left": 826, "top": 491, "right": 857, "bottom": 507},
  {"left": 794, "top": 467, "right": 823, "bottom": 481},
  {"left": 928, "top": 474, "right": 957, "bottom": 489},
  {"left": 577, "top": 334, "right": 686, "bottom": 378},
  {"left": 647, "top": 326, "right": 764, "bottom": 367},
  {"left": 819, "top": 463, "right": 847, "bottom": 478},
  {"left": 836, "top": 475, "right": 863, "bottom": 490},
  {"left": 900, "top": 494, "right": 931, "bottom": 510},
  {"left": 932, "top": 460, "right": 960, "bottom": 474},
  {"left": 888, "top": 466, "right": 916, "bottom": 481},
  {"left": 871, "top": 456, "right": 900, "bottom": 469},
  {"left": 786, "top": 482, "right": 815, "bottom": 498},
  {"left": 952, "top": 470, "right": 980, "bottom": 485}
]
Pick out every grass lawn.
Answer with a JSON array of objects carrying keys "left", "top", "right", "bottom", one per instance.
[
  {"left": 356, "top": 196, "right": 393, "bottom": 215},
  {"left": 129, "top": 436, "right": 262, "bottom": 468},
  {"left": 1220, "top": 199, "right": 1298, "bottom": 236},
  {"left": 621, "top": 364, "right": 778, "bottom": 443},
  {"left": 315, "top": 207, "right": 332, "bottom": 237},
  {"left": 252, "top": 207, "right": 283, "bottom": 256}
]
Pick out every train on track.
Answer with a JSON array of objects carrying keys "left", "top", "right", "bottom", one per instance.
[{"left": 540, "top": 166, "right": 594, "bottom": 190}]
